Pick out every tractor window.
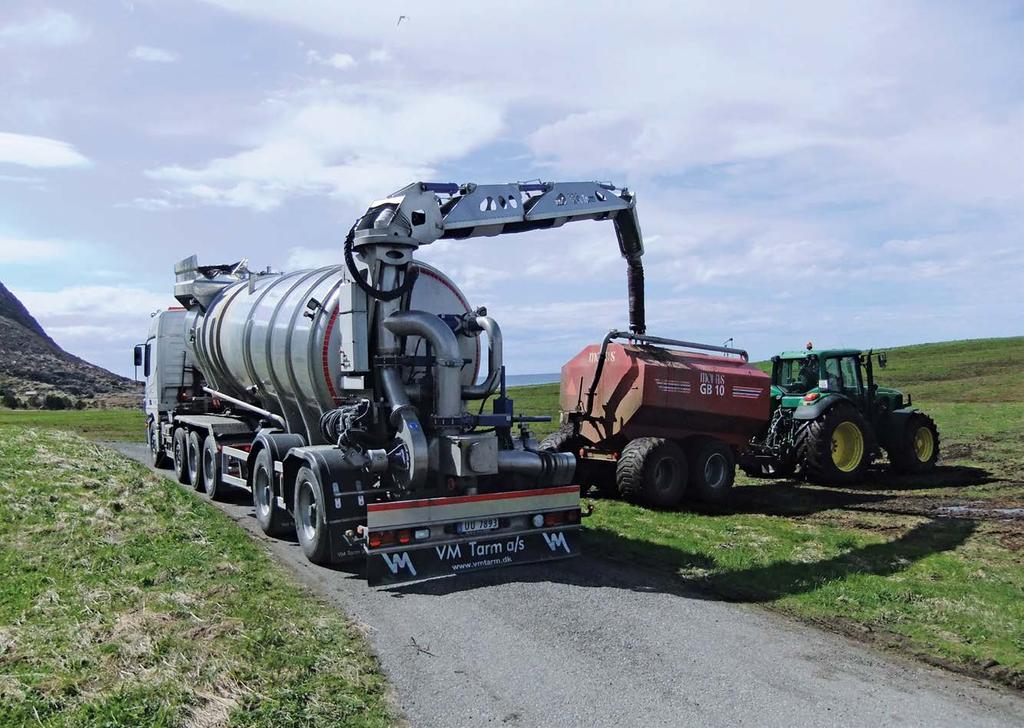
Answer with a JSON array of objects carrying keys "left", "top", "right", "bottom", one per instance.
[
  {"left": 775, "top": 357, "right": 817, "bottom": 393},
  {"left": 823, "top": 358, "right": 841, "bottom": 391},
  {"left": 840, "top": 356, "right": 862, "bottom": 394}
]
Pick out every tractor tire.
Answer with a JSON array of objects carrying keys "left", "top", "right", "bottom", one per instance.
[
  {"left": 187, "top": 430, "right": 205, "bottom": 491},
  {"left": 148, "top": 419, "right": 169, "bottom": 469},
  {"left": 201, "top": 434, "right": 225, "bottom": 500},
  {"left": 688, "top": 439, "right": 736, "bottom": 503},
  {"left": 172, "top": 427, "right": 190, "bottom": 485},
  {"left": 294, "top": 465, "right": 331, "bottom": 565},
  {"left": 795, "top": 404, "right": 871, "bottom": 484},
  {"left": 615, "top": 437, "right": 688, "bottom": 509},
  {"left": 251, "top": 448, "right": 292, "bottom": 537},
  {"left": 888, "top": 413, "right": 940, "bottom": 474}
]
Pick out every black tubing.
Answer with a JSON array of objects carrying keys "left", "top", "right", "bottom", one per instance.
[{"left": 343, "top": 223, "right": 419, "bottom": 302}]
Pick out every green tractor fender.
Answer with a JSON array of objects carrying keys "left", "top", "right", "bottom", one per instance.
[
  {"left": 875, "top": 407, "right": 921, "bottom": 450},
  {"left": 791, "top": 393, "right": 851, "bottom": 421}
]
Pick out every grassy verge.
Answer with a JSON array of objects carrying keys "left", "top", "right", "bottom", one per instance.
[
  {"left": 0, "top": 408, "right": 145, "bottom": 442},
  {"left": 0, "top": 426, "right": 393, "bottom": 727}
]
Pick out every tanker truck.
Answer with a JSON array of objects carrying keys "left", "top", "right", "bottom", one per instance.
[{"left": 135, "top": 180, "right": 648, "bottom": 586}]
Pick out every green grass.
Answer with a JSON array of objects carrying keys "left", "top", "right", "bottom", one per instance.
[
  {"left": 514, "top": 335, "right": 1024, "bottom": 685},
  {"left": 0, "top": 426, "right": 393, "bottom": 727},
  {"left": 0, "top": 408, "right": 145, "bottom": 442}
]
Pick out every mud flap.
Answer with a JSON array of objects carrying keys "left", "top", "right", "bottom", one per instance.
[{"left": 367, "top": 526, "right": 581, "bottom": 586}]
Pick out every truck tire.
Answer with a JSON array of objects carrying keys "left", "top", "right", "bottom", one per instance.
[
  {"left": 616, "top": 437, "right": 687, "bottom": 509},
  {"left": 688, "top": 439, "right": 736, "bottom": 503},
  {"left": 795, "top": 404, "right": 870, "bottom": 484},
  {"left": 172, "top": 427, "right": 190, "bottom": 485},
  {"left": 187, "top": 430, "right": 205, "bottom": 491},
  {"left": 201, "top": 434, "right": 224, "bottom": 500},
  {"left": 888, "top": 413, "right": 940, "bottom": 474},
  {"left": 294, "top": 465, "right": 330, "bottom": 565},
  {"left": 252, "top": 448, "right": 291, "bottom": 537},
  {"left": 148, "top": 420, "right": 169, "bottom": 469}
]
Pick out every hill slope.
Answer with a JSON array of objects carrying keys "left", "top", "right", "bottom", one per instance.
[{"left": 0, "top": 281, "right": 139, "bottom": 407}]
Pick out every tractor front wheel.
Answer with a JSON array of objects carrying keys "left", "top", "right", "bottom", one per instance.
[
  {"left": 616, "top": 437, "right": 688, "bottom": 509},
  {"left": 889, "top": 413, "right": 940, "bottom": 473},
  {"left": 795, "top": 405, "right": 871, "bottom": 484}
]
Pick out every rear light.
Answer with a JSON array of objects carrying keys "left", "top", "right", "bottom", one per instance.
[
  {"left": 543, "top": 511, "right": 566, "bottom": 527},
  {"left": 565, "top": 509, "right": 581, "bottom": 524},
  {"left": 368, "top": 530, "right": 396, "bottom": 548},
  {"left": 803, "top": 392, "right": 820, "bottom": 403},
  {"left": 397, "top": 529, "right": 412, "bottom": 545}
]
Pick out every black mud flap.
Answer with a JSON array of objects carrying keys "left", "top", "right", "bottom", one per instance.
[{"left": 367, "top": 527, "right": 581, "bottom": 587}]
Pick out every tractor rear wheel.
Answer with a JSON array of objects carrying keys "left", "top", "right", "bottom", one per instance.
[
  {"left": 795, "top": 405, "right": 871, "bottom": 484},
  {"left": 172, "top": 427, "right": 190, "bottom": 485},
  {"left": 616, "top": 437, "right": 688, "bottom": 509},
  {"left": 889, "top": 413, "right": 940, "bottom": 473},
  {"left": 688, "top": 439, "right": 736, "bottom": 503}
]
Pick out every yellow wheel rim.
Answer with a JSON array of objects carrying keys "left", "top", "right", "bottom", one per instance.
[
  {"left": 913, "top": 426, "right": 935, "bottom": 462},
  {"left": 831, "top": 421, "right": 864, "bottom": 473}
]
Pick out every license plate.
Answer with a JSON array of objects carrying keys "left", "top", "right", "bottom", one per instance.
[{"left": 456, "top": 518, "right": 499, "bottom": 534}]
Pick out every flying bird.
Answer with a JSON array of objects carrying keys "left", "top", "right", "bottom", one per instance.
[{"left": 397, "top": 15, "right": 408, "bottom": 26}]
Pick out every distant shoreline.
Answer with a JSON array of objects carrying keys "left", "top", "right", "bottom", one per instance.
[{"left": 505, "top": 372, "right": 559, "bottom": 387}]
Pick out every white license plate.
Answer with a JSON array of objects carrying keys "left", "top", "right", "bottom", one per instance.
[{"left": 456, "top": 518, "right": 499, "bottom": 534}]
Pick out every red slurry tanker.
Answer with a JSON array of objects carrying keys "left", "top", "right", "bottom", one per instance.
[{"left": 543, "top": 332, "right": 771, "bottom": 508}]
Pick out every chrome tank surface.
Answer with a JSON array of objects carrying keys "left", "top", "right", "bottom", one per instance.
[{"left": 188, "top": 262, "right": 478, "bottom": 444}]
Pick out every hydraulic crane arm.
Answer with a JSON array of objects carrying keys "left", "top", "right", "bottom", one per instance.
[{"left": 348, "top": 180, "right": 647, "bottom": 334}]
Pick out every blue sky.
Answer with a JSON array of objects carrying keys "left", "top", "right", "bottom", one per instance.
[{"left": 1, "top": 1, "right": 1022, "bottom": 377}]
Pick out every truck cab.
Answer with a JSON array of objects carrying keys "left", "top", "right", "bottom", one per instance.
[{"left": 133, "top": 308, "right": 195, "bottom": 462}]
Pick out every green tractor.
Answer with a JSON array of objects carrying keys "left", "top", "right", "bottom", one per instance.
[{"left": 740, "top": 347, "right": 939, "bottom": 483}]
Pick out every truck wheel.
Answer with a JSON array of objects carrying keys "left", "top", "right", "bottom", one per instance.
[
  {"left": 294, "top": 465, "right": 330, "bottom": 565},
  {"left": 795, "top": 404, "right": 870, "bottom": 484},
  {"left": 201, "top": 434, "right": 224, "bottom": 500},
  {"left": 187, "top": 430, "right": 205, "bottom": 491},
  {"left": 889, "top": 413, "right": 940, "bottom": 474},
  {"left": 252, "top": 448, "right": 291, "bottom": 537},
  {"left": 148, "top": 420, "right": 169, "bottom": 469},
  {"left": 172, "top": 427, "right": 190, "bottom": 485},
  {"left": 688, "top": 439, "right": 736, "bottom": 503},
  {"left": 616, "top": 437, "right": 688, "bottom": 509}
]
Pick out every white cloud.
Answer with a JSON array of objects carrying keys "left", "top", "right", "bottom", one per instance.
[
  {"left": 0, "top": 132, "right": 91, "bottom": 168},
  {"left": 285, "top": 246, "right": 340, "bottom": 270},
  {"left": 367, "top": 48, "right": 390, "bottom": 64},
  {"left": 130, "top": 45, "right": 179, "bottom": 63},
  {"left": 14, "top": 285, "right": 169, "bottom": 318},
  {"left": 0, "top": 236, "right": 69, "bottom": 264},
  {"left": 145, "top": 85, "right": 503, "bottom": 210},
  {"left": 0, "top": 9, "right": 88, "bottom": 46},
  {"left": 306, "top": 50, "right": 356, "bottom": 70}
]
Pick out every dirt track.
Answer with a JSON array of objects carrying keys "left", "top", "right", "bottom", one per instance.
[{"left": 112, "top": 442, "right": 1024, "bottom": 728}]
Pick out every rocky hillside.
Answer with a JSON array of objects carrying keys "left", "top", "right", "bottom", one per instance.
[{"left": 0, "top": 282, "right": 140, "bottom": 408}]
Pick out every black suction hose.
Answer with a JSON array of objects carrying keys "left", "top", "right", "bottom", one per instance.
[{"left": 343, "top": 223, "right": 419, "bottom": 302}]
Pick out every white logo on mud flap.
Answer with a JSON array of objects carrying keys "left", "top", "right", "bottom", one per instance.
[
  {"left": 542, "top": 531, "right": 572, "bottom": 554},
  {"left": 381, "top": 551, "right": 417, "bottom": 576}
]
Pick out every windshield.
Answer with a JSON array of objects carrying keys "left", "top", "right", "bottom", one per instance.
[{"left": 775, "top": 356, "right": 817, "bottom": 394}]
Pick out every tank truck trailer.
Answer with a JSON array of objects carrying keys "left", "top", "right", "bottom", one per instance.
[{"left": 136, "top": 180, "right": 649, "bottom": 586}]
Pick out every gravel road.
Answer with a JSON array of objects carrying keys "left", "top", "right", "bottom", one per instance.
[{"left": 111, "top": 441, "right": 1024, "bottom": 728}]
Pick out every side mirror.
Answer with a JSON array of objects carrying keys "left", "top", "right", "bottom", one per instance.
[
  {"left": 877, "top": 352, "right": 887, "bottom": 369},
  {"left": 133, "top": 344, "right": 143, "bottom": 368}
]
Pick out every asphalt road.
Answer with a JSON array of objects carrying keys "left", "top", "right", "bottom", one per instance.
[{"left": 111, "top": 441, "right": 1024, "bottom": 728}]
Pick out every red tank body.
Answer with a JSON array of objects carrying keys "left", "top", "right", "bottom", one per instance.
[{"left": 560, "top": 343, "right": 770, "bottom": 449}]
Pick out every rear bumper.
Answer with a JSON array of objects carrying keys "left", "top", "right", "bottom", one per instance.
[{"left": 364, "top": 485, "right": 582, "bottom": 586}]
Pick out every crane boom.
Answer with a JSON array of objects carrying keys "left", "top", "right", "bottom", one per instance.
[{"left": 349, "top": 181, "right": 647, "bottom": 334}]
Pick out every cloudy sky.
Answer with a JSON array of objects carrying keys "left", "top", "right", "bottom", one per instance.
[{"left": 1, "top": 1, "right": 1022, "bottom": 378}]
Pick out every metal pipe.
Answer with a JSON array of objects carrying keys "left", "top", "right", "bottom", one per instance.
[
  {"left": 379, "top": 367, "right": 428, "bottom": 488},
  {"left": 383, "top": 310, "right": 464, "bottom": 431},
  {"left": 496, "top": 449, "right": 575, "bottom": 485},
  {"left": 463, "top": 315, "right": 503, "bottom": 400},
  {"left": 202, "top": 386, "right": 286, "bottom": 428}
]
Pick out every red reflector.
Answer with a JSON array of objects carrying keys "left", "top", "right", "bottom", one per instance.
[
  {"left": 397, "top": 529, "right": 412, "bottom": 545},
  {"left": 368, "top": 530, "right": 395, "bottom": 549},
  {"left": 803, "top": 392, "right": 820, "bottom": 402},
  {"left": 566, "top": 509, "right": 580, "bottom": 524},
  {"left": 544, "top": 512, "right": 566, "bottom": 527}
]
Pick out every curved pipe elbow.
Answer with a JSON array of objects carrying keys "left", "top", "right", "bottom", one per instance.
[
  {"left": 463, "top": 315, "right": 503, "bottom": 400},
  {"left": 383, "top": 310, "right": 464, "bottom": 425}
]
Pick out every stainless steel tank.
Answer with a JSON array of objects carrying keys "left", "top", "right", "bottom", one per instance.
[{"left": 187, "top": 262, "right": 479, "bottom": 444}]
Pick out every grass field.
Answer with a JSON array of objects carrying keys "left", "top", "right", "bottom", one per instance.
[
  {"left": 0, "top": 427, "right": 393, "bottom": 727},
  {"left": 2, "top": 336, "right": 1022, "bottom": 692}
]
